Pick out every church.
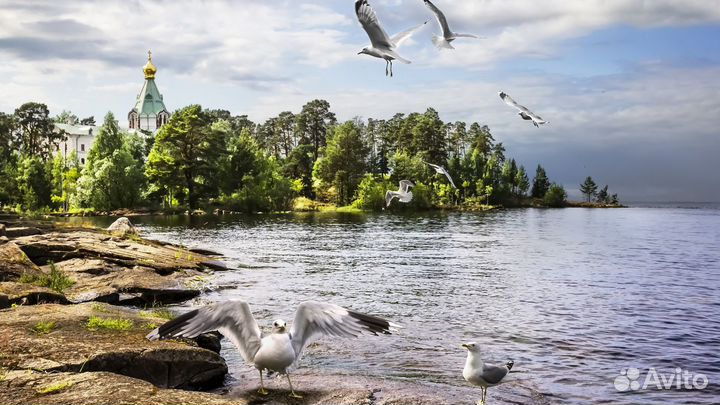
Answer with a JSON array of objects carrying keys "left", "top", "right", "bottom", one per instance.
[
  {"left": 56, "top": 52, "right": 170, "bottom": 164},
  {"left": 128, "top": 51, "right": 170, "bottom": 132}
]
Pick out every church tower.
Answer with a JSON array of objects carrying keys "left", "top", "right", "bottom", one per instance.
[{"left": 128, "top": 51, "right": 170, "bottom": 132}]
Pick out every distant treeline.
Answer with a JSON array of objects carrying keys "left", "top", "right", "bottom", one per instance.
[{"left": 0, "top": 100, "right": 619, "bottom": 213}]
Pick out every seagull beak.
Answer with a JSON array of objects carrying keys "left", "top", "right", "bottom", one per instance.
[
  {"left": 461, "top": 344, "right": 468, "bottom": 349},
  {"left": 357, "top": 51, "right": 363, "bottom": 55}
]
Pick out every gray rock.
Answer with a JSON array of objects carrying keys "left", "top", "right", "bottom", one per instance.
[
  {"left": 5, "top": 226, "right": 43, "bottom": 238},
  {"left": 106, "top": 217, "right": 138, "bottom": 238},
  {"left": 0, "top": 371, "right": 249, "bottom": 405},
  {"left": 0, "top": 241, "right": 43, "bottom": 282},
  {"left": 0, "top": 303, "right": 228, "bottom": 390}
]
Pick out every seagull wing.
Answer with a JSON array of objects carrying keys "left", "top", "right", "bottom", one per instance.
[
  {"left": 386, "top": 190, "right": 399, "bottom": 207},
  {"left": 424, "top": 0, "right": 451, "bottom": 38},
  {"left": 390, "top": 21, "right": 428, "bottom": 48},
  {"left": 442, "top": 169, "right": 457, "bottom": 188},
  {"left": 146, "top": 300, "right": 262, "bottom": 363},
  {"left": 399, "top": 180, "right": 415, "bottom": 193},
  {"left": 290, "top": 301, "right": 395, "bottom": 357},
  {"left": 355, "top": 0, "right": 392, "bottom": 49},
  {"left": 499, "top": 92, "right": 531, "bottom": 114},
  {"left": 424, "top": 161, "right": 442, "bottom": 172},
  {"left": 482, "top": 363, "right": 511, "bottom": 385}
]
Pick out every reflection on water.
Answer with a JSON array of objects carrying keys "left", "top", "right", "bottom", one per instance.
[{"left": 60, "top": 208, "right": 720, "bottom": 404}]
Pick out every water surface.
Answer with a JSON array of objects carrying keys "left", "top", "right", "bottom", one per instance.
[{"left": 63, "top": 207, "right": 720, "bottom": 404}]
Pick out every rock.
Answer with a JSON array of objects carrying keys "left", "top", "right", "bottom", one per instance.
[
  {"left": 189, "top": 247, "right": 222, "bottom": 256},
  {"left": 106, "top": 217, "right": 138, "bottom": 238},
  {"left": 50, "top": 258, "right": 201, "bottom": 305},
  {"left": 0, "top": 236, "right": 9, "bottom": 244},
  {"left": 0, "top": 241, "right": 43, "bottom": 282},
  {"left": 5, "top": 227, "right": 43, "bottom": 238},
  {"left": 0, "top": 303, "right": 227, "bottom": 390},
  {"left": 14, "top": 231, "right": 214, "bottom": 274},
  {"left": 0, "top": 370, "right": 249, "bottom": 405},
  {"left": 0, "top": 223, "right": 5, "bottom": 237},
  {"left": 0, "top": 282, "right": 70, "bottom": 306}
]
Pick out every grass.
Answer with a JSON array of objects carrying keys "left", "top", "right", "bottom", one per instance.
[
  {"left": 86, "top": 316, "right": 134, "bottom": 331},
  {"left": 139, "top": 308, "right": 175, "bottom": 321},
  {"left": 31, "top": 321, "right": 56, "bottom": 335},
  {"left": 36, "top": 380, "right": 74, "bottom": 395},
  {"left": 0, "top": 368, "right": 7, "bottom": 382},
  {"left": 18, "top": 262, "right": 75, "bottom": 293}
]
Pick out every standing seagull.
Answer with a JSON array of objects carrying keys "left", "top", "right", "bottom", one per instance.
[
  {"left": 462, "top": 342, "right": 514, "bottom": 405},
  {"left": 424, "top": 161, "right": 457, "bottom": 188},
  {"left": 147, "top": 300, "right": 398, "bottom": 398},
  {"left": 423, "top": 0, "right": 478, "bottom": 50},
  {"left": 356, "top": 0, "right": 427, "bottom": 76},
  {"left": 499, "top": 91, "right": 547, "bottom": 127},
  {"left": 386, "top": 180, "right": 415, "bottom": 207}
]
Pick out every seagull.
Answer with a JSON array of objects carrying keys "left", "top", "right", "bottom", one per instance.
[
  {"left": 424, "top": 161, "right": 457, "bottom": 188},
  {"left": 462, "top": 342, "right": 514, "bottom": 405},
  {"left": 499, "top": 91, "right": 547, "bottom": 127},
  {"left": 355, "top": 0, "right": 427, "bottom": 76},
  {"left": 147, "top": 300, "right": 398, "bottom": 398},
  {"left": 385, "top": 180, "right": 415, "bottom": 207},
  {"left": 423, "top": 0, "right": 478, "bottom": 50}
]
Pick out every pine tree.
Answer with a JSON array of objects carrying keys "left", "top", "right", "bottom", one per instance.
[
  {"left": 580, "top": 176, "right": 598, "bottom": 202},
  {"left": 596, "top": 185, "right": 609, "bottom": 203},
  {"left": 531, "top": 164, "right": 550, "bottom": 198}
]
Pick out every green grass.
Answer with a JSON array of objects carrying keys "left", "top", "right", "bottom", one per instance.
[
  {"left": 139, "top": 308, "right": 175, "bottom": 321},
  {"left": 31, "top": 321, "right": 56, "bottom": 335},
  {"left": 86, "top": 316, "right": 134, "bottom": 331},
  {"left": 19, "top": 262, "right": 75, "bottom": 293},
  {"left": 36, "top": 380, "right": 74, "bottom": 395}
]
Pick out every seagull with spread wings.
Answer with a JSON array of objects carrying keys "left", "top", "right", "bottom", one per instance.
[
  {"left": 385, "top": 180, "right": 415, "bottom": 207},
  {"left": 424, "top": 161, "right": 457, "bottom": 188},
  {"left": 462, "top": 342, "right": 514, "bottom": 405},
  {"left": 423, "top": 0, "right": 478, "bottom": 50},
  {"left": 147, "top": 300, "right": 398, "bottom": 398},
  {"left": 499, "top": 91, "right": 547, "bottom": 127},
  {"left": 355, "top": 0, "right": 427, "bottom": 76}
]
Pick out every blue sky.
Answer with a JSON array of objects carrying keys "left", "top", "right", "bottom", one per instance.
[{"left": 1, "top": 0, "right": 719, "bottom": 201}]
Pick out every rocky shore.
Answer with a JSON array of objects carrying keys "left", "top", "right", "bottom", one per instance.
[{"left": 0, "top": 214, "right": 539, "bottom": 405}]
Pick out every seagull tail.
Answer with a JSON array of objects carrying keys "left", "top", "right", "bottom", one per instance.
[
  {"left": 432, "top": 35, "right": 454, "bottom": 50},
  {"left": 387, "top": 50, "right": 411, "bottom": 64},
  {"left": 506, "top": 360, "right": 515, "bottom": 370}
]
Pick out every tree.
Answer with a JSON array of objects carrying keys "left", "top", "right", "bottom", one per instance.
[
  {"left": 146, "top": 105, "right": 224, "bottom": 209},
  {"left": 14, "top": 102, "right": 63, "bottom": 161},
  {"left": 54, "top": 110, "right": 79, "bottom": 125},
  {"left": 313, "top": 121, "right": 368, "bottom": 205},
  {"left": 17, "top": 155, "right": 52, "bottom": 210},
  {"left": 80, "top": 116, "right": 96, "bottom": 126},
  {"left": 531, "top": 164, "right": 550, "bottom": 198},
  {"left": 283, "top": 143, "right": 315, "bottom": 198},
  {"left": 544, "top": 184, "right": 567, "bottom": 207},
  {"left": 515, "top": 165, "right": 530, "bottom": 198},
  {"left": 220, "top": 126, "right": 259, "bottom": 195},
  {"left": 580, "top": 176, "right": 598, "bottom": 202},
  {"left": 596, "top": 185, "right": 609, "bottom": 203},
  {"left": 411, "top": 108, "right": 447, "bottom": 164},
  {"left": 74, "top": 113, "right": 145, "bottom": 210},
  {"left": 295, "top": 99, "right": 336, "bottom": 161}
]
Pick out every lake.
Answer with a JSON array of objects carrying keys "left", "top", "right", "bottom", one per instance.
[{"left": 62, "top": 206, "right": 720, "bottom": 404}]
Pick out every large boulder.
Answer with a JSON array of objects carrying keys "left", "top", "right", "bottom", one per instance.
[
  {"left": 5, "top": 226, "right": 43, "bottom": 238},
  {"left": 14, "top": 230, "right": 219, "bottom": 273},
  {"left": 49, "top": 258, "right": 201, "bottom": 305},
  {"left": 0, "top": 241, "right": 44, "bottom": 282},
  {"left": 0, "top": 303, "right": 227, "bottom": 390},
  {"left": 106, "top": 217, "right": 138, "bottom": 238},
  {"left": 0, "top": 282, "right": 69, "bottom": 308},
  {"left": 0, "top": 371, "right": 249, "bottom": 405}
]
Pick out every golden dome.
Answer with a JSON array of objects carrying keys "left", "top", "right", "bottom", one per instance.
[{"left": 143, "top": 50, "right": 157, "bottom": 79}]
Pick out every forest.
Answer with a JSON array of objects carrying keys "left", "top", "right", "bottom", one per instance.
[{"left": 0, "top": 100, "right": 619, "bottom": 214}]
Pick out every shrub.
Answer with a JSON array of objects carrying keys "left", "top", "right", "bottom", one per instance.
[
  {"left": 352, "top": 174, "right": 387, "bottom": 211},
  {"left": 86, "top": 316, "right": 134, "bottom": 331},
  {"left": 544, "top": 184, "right": 567, "bottom": 207},
  {"left": 31, "top": 321, "right": 56, "bottom": 335},
  {"left": 19, "top": 262, "right": 75, "bottom": 293}
]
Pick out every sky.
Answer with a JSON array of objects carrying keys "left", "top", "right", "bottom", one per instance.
[{"left": 1, "top": 0, "right": 719, "bottom": 202}]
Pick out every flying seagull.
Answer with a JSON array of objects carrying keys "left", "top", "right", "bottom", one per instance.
[
  {"left": 424, "top": 161, "right": 457, "bottom": 188},
  {"left": 386, "top": 180, "right": 415, "bottom": 207},
  {"left": 423, "top": 0, "right": 478, "bottom": 50},
  {"left": 499, "top": 91, "right": 547, "bottom": 127},
  {"left": 355, "top": 0, "right": 427, "bottom": 76},
  {"left": 462, "top": 342, "right": 514, "bottom": 405},
  {"left": 147, "top": 300, "right": 398, "bottom": 398}
]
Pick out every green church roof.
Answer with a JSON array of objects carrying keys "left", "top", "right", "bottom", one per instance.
[{"left": 130, "top": 51, "right": 168, "bottom": 117}]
